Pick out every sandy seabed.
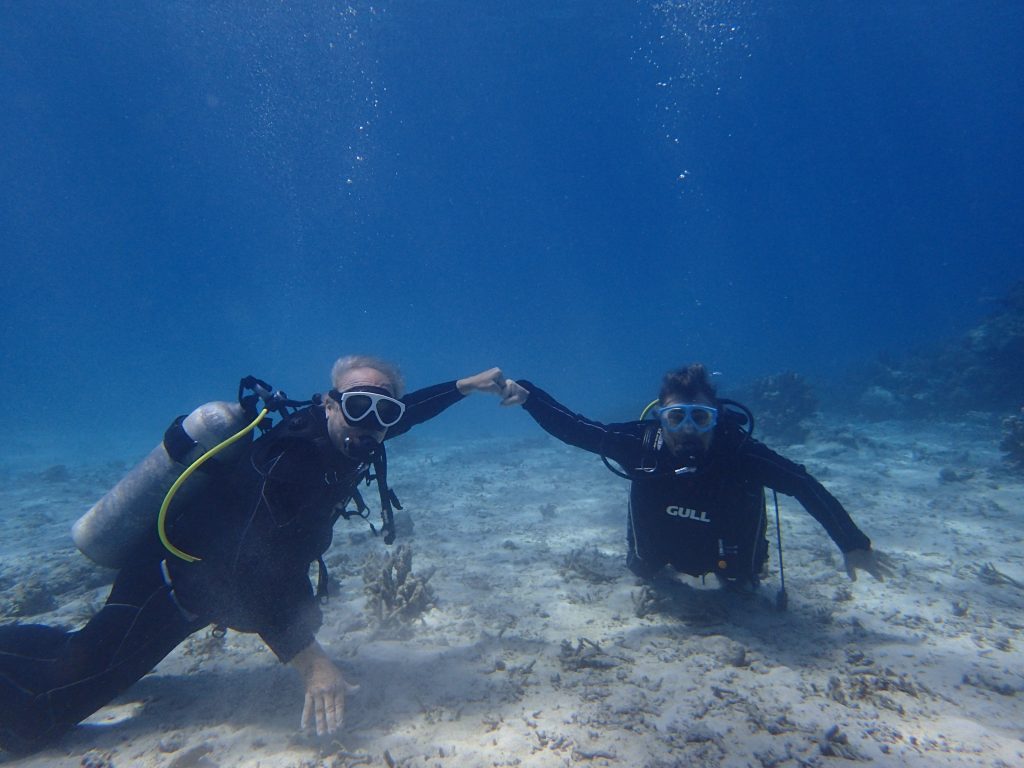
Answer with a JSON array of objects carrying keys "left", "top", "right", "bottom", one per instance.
[{"left": 1, "top": 417, "right": 1022, "bottom": 768}]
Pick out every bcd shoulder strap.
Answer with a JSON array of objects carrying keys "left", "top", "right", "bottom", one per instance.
[{"left": 319, "top": 443, "right": 404, "bottom": 603}]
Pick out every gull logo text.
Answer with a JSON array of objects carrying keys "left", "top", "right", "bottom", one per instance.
[{"left": 665, "top": 506, "right": 710, "bottom": 522}]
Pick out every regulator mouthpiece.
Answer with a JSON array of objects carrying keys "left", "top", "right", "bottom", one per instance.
[
  {"left": 343, "top": 434, "right": 380, "bottom": 462},
  {"left": 673, "top": 440, "right": 707, "bottom": 473}
]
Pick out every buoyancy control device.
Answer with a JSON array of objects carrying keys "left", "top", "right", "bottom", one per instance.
[
  {"left": 605, "top": 396, "right": 789, "bottom": 610},
  {"left": 72, "top": 377, "right": 295, "bottom": 568}
]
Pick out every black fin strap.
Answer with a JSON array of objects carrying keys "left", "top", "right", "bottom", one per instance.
[{"left": 316, "top": 556, "right": 329, "bottom": 603}]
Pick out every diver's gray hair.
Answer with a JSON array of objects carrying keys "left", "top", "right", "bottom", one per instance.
[{"left": 330, "top": 355, "right": 406, "bottom": 397}]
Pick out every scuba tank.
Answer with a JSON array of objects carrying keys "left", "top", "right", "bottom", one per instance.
[
  {"left": 72, "top": 401, "right": 251, "bottom": 568},
  {"left": 72, "top": 377, "right": 291, "bottom": 568}
]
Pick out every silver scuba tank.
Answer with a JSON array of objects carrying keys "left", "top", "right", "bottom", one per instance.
[{"left": 72, "top": 400, "right": 250, "bottom": 568}]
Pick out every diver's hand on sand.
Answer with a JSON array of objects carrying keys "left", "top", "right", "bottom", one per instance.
[
  {"left": 457, "top": 367, "right": 507, "bottom": 396},
  {"left": 500, "top": 379, "right": 529, "bottom": 406},
  {"left": 292, "top": 642, "right": 355, "bottom": 736},
  {"left": 843, "top": 548, "right": 895, "bottom": 582}
]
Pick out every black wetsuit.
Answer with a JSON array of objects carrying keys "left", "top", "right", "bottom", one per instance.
[
  {"left": 519, "top": 382, "right": 870, "bottom": 581},
  {"left": 0, "top": 381, "right": 464, "bottom": 754}
]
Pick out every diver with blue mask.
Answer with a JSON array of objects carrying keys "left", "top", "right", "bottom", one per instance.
[
  {"left": 0, "top": 357, "right": 510, "bottom": 755},
  {"left": 502, "top": 363, "right": 892, "bottom": 593}
]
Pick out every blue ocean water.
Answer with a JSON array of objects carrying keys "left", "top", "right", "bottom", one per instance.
[{"left": 1, "top": 1, "right": 1021, "bottom": 454}]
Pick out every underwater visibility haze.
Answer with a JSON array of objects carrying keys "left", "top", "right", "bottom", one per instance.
[
  {"left": 1, "top": 0, "right": 1021, "bottom": 450},
  {"left": 3, "top": 3, "right": 1024, "bottom": 767}
]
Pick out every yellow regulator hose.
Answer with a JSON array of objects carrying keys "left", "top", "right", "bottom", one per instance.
[
  {"left": 158, "top": 407, "right": 268, "bottom": 562},
  {"left": 639, "top": 398, "right": 660, "bottom": 420}
]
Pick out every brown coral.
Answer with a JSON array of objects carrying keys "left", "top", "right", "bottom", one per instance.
[{"left": 362, "top": 544, "right": 436, "bottom": 638}]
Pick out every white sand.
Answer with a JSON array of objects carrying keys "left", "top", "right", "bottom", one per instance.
[{"left": 1, "top": 416, "right": 1023, "bottom": 767}]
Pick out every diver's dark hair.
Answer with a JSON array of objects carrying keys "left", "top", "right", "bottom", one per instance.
[{"left": 659, "top": 363, "right": 717, "bottom": 404}]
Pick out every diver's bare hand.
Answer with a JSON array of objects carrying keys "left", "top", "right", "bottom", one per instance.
[
  {"left": 457, "top": 367, "right": 507, "bottom": 396},
  {"left": 500, "top": 379, "right": 529, "bottom": 406},
  {"left": 292, "top": 641, "right": 356, "bottom": 736},
  {"left": 843, "top": 548, "right": 895, "bottom": 582}
]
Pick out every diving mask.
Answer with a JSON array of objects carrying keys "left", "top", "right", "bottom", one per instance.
[
  {"left": 657, "top": 404, "right": 718, "bottom": 434},
  {"left": 328, "top": 386, "right": 405, "bottom": 430}
]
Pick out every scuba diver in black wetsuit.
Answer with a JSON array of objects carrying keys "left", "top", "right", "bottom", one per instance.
[
  {"left": 0, "top": 356, "right": 511, "bottom": 755},
  {"left": 501, "top": 363, "right": 893, "bottom": 592}
]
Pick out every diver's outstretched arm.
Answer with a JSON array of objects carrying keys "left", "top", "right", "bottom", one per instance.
[
  {"left": 386, "top": 368, "right": 517, "bottom": 439},
  {"left": 512, "top": 380, "right": 646, "bottom": 467}
]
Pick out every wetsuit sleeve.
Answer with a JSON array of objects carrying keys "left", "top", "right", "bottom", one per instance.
[
  {"left": 743, "top": 440, "right": 871, "bottom": 553},
  {"left": 386, "top": 380, "right": 465, "bottom": 440},
  {"left": 254, "top": 578, "right": 323, "bottom": 663},
  {"left": 517, "top": 380, "right": 645, "bottom": 468},
  {"left": 172, "top": 547, "right": 323, "bottom": 664}
]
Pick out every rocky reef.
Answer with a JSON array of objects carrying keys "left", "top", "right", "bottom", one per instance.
[
  {"left": 851, "top": 281, "right": 1024, "bottom": 418},
  {"left": 733, "top": 371, "right": 818, "bottom": 445},
  {"left": 1001, "top": 408, "right": 1024, "bottom": 470}
]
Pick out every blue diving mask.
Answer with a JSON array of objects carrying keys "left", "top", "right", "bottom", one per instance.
[{"left": 656, "top": 404, "right": 718, "bottom": 434}]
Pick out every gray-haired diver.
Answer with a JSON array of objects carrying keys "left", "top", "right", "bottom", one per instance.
[{"left": 0, "top": 358, "right": 510, "bottom": 754}]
